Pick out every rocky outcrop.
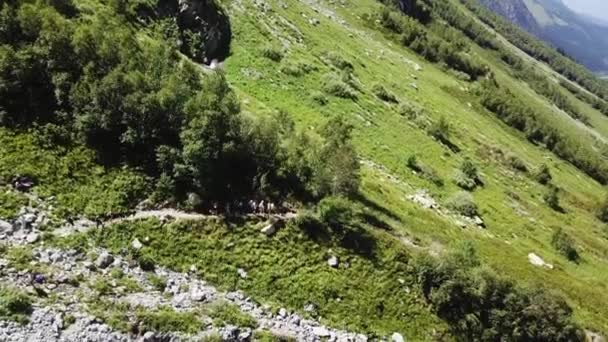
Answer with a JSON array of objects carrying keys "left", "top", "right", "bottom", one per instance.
[
  {"left": 136, "top": 0, "right": 232, "bottom": 64},
  {"left": 479, "top": 0, "right": 541, "bottom": 36}
]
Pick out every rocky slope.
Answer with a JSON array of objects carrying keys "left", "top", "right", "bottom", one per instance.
[{"left": 0, "top": 204, "right": 369, "bottom": 342}]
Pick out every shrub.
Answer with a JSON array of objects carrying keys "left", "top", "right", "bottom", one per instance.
[
  {"left": 323, "top": 52, "right": 353, "bottom": 71},
  {"left": 597, "top": 196, "right": 608, "bottom": 223},
  {"left": 148, "top": 274, "right": 167, "bottom": 292},
  {"left": 446, "top": 191, "right": 478, "bottom": 217},
  {"left": 544, "top": 186, "right": 562, "bottom": 212},
  {"left": 321, "top": 73, "right": 357, "bottom": 99},
  {"left": 410, "top": 245, "right": 584, "bottom": 341},
  {"left": 6, "top": 247, "right": 33, "bottom": 271},
  {"left": 506, "top": 154, "right": 528, "bottom": 172},
  {"left": 136, "top": 306, "right": 201, "bottom": 333},
  {"left": 453, "top": 170, "right": 476, "bottom": 191},
  {"left": 428, "top": 116, "right": 451, "bottom": 145},
  {"left": 0, "top": 287, "right": 32, "bottom": 324},
  {"left": 407, "top": 155, "right": 444, "bottom": 186},
  {"left": 138, "top": 248, "right": 156, "bottom": 271},
  {"left": 372, "top": 83, "right": 398, "bottom": 103},
  {"left": 260, "top": 45, "right": 283, "bottom": 62},
  {"left": 535, "top": 164, "right": 553, "bottom": 185},
  {"left": 280, "top": 61, "right": 315, "bottom": 76},
  {"left": 310, "top": 91, "right": 329, "bottom": 105},
  {"left": 551, "top": 228, "right": 579, "bottom": 262},
  {"left": 453, "top": 158, "right": 481, "bottom": 190},
  {"left": 317, "top": 196, "right": 356, "bottom": 231},
  {"left": 208, "top": 302, "right": 257, "bottom": 328}
]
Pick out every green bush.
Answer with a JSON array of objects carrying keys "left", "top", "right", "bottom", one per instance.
[
  {"left": 506, "top": 154, "right": 528, "bottom": 172},
  {"left": 411, "top": 245, "right": 584, "bottom": 341},
  {"left": 551, "top": 228, "right": 579, "bottom": 262},
  {"left": 0, "top": 287, "right": 32, "bottom": 324},
  {"left": 446, "top": 191, "right": 478, "bottom": 217},
  {"left": 598, "top": 197, "right": 608, "bottom": 223},
  {"left": 311, "top": 91, "right": 329, "bottom": 105},
  {"left": 453, "top": 158, "right": 481, "bottom": 190},
  {"left": 148, "top": 274, "right": 167, "bottom": 292},
  {"left": 321, "top": 73, "right": 358, "bottom": 99},
  {"left": 407, "top": 155, "right": 444, "bottom": 186},
  {"left": 280, "top": 61, "right": 315, "bottom": 76},
  {"left": 544, "top": 186, "right": 562, "bottom": 212},
  {"left": 323, "top": 52, "right": 354, "bottom": 71},
  {"left": 136, "top": 306, "right": 201, "bottom": 333},
  {"left": 317, "top": 196, "right": 356, "bottom": 231},
  {"left": 138, "top": 251, "right": 156, "bottom": 272},
  {"left": 208, "top": 302, "right": 257, "bottom": 328},
  {"left": 372, "top": 83, "right": 398, "bottom": 103},
  {"left": 535, "top": 164, "right": 553, "bottom": 185},
  {"left": 260, "top": 45, "right": 283, "bottom": 62},
  {"left": 428, "top": 117, "right": 453, "bottom": 147}
]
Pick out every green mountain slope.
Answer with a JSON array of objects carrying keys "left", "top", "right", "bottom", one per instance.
[{"left": 1, "top": 0, "right": 608, "bottom": 340}]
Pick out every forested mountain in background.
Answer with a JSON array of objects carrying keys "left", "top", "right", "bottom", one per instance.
[{"left": 481, "top": 0, "right": 608, "bottom": 74}]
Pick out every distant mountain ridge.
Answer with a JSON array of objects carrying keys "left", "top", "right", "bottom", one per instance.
[{"left": 480, "top": 0, "right": 608, "bottom": 73}]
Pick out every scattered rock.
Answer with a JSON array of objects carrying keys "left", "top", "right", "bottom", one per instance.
[
  {"left": 95, "top": 252, "right": 114, "bottom": 269},
  {"left": 261, "top": 223, "right": 277, "bottom": 236},
  {"left": 528, "top": 253, "right": 553, "bottom": 269},
  {"left": 313, "top": 326, "right": 331, "bottom": 337},
  {"left": 392, "top": 332, "right": 405, "bottom": 342},
  {"left": 278, "top": 308, "right": 288, "bottom": 319},
  {"left": 0, "top": 220, "right": 13, "bottom": 234},
  {"left": 328, "top": 256, "right": 339, "bottom": 268},
  {"left": 25, "top": 233, "right": 39, "bottom": 244},
  {"left": 237, "top": 268, "right": 248, "bottom": 279},
  {"left": 473, "top": 216, "right": 485, "bottom": 228},
  {"left": 190, "top": 286, "right": 208, "bottom": 302},
  {"left": 407, "top": 190, "right": 438, "bottom": 210},
  {"left": 131, "top": 238, "right": 143, "bottom": 251}
]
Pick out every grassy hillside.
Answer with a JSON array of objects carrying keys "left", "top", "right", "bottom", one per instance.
[
  {"left": 1, "top": 0, "right": 608, "bottom": 340},
  {"left": 221, "top": 0, "right": 608, "bottom": 334}
]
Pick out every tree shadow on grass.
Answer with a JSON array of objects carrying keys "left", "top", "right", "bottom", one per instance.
[{"left": 296, "top": 214, "right": 379, "bottom": 261}]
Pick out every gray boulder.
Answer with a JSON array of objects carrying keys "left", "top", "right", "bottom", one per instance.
[{"left": 95, "top": 252, "right": 114, "bottom": 269}]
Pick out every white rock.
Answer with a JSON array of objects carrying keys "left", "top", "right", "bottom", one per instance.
[
  {"left": 0, "top": 220, "right": 13, "bottom": 234},
  {"left": 528, "top": 253, "right": 553, "bottom": 269},
  {"left": 392, "top": 332, "right": 405, "bottom": 342},
  {"left": 278, "top": 308, "right": 288, "bottom": 318},
  {"left": 25, "top": 233, "right": 39, "bottom": 244},
  {"left": 131, "top": 238, "right": 143, "bottom": 251},
  {"left": 328, "top": 256, "right": 339, "bottom": 268},
  {"left": 313, "top": 326, "right": 331, "bottom": 337},
  {"left": 261, "top": 223, "right": 276, "bottom": 236},
  {"left": 95, "top": 252, "right": 114, "bottom": 269},
  {"left": 237, "top": 268, "right": 248, "bottom": 279}
]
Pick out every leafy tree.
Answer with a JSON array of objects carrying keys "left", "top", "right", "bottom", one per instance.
[{"left": 312, "top": 116, "right": 361, "bottom": 198}]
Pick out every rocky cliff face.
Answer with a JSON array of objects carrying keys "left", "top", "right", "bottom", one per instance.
[
  {"left": 479, "top": 0, "right": 542, "bottom": 36},
  {"left": 136, "top": 0, "right": 232, "bottom": 64}
]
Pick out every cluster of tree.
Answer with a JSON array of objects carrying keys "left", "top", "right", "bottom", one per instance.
[
  {"left": 476, "top": 78, "right": 608, "bottom": 184},
  {"left": 424, "top": 0, "right": 500, "bottom": 51},
  {"left": 0, "top": 0, "right": 360, "bottom": 206},
  {"left": 412, "top": 244, "right": 584, "bottom": 341},
  {"left": 459, "top": 0, "right": 608, "bottom": 102},
  {"left": 377, "top": 6, "right": 487, "bottom": 80},
  {"left": 497, "top": 51, "right": 591, "bottom": 124},
  {"left": 559, "top": 80, "right": 608, "bottom": 117}
]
